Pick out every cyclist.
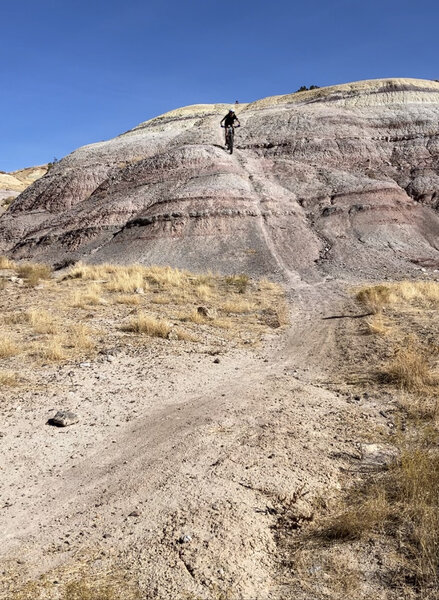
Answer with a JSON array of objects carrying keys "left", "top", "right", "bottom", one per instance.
[{"left": 220, "top": 110, "right": 240, "bottom": 148}]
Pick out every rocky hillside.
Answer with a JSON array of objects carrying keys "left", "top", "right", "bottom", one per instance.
[
  {"left": 1, "top": 78, "right": 439, "bottom": 279},
  {"left": 0, "top": 165, "right": 48, "bottom": 209}
]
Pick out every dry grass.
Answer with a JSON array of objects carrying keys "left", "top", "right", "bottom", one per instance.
[
  {"left": 0, "top": 255, "right": 15, "bottom": 269},
  {"left": 62, "top": 580, "right": 122, "bottom": 600},
  {"left": 182, "top": 309, "right": 207, "bottom": 324},
  {"left": 317, "top": 487, "right": 389, "bottom": 541},
  {"left": 225, "top": 274, "right": 249, "bottom": 294},
  {"left": 357, "top": 282, "right": 439, "bottom": 395},
  {"left": 195, "top": 283, "right": 212, "bottom": 301},
  {"left": 313, "top": 278, "right": 439, "bottom": 592},
  {"left": 292, "top": 547, "right": 361, "bottom": 598},
  {"left": 67, "top": 324, "right": 95, "bottom": 351},
  {"left": 36, "top": 337, "right": 67, "bottom": 361},
  {"left": 0, "top": 370, "right": 19, "bottom": 386},
  {"left": 318, "top": 430, "right": 439, "bottom": 586},
  {"left": 151, "top": 294, "right": 171, "bottom": 305},
  {"left": 0, "top": 261, "right": 285, "bottom": 372},
  {"left": 366, "top": 313, "right": 391, "bottom": 336},
  {"left": 9, "top": 576, "right": 141, "bottom": 600},
  {"left": 115, "top": 294, "right": 141, "bottom": 305},
  {"left": 356, "top": 280, "right": 439, "bottom": 312},
  {"left": 106, "top": 271, "right": 146, "bottom": 293},
  {"left": 123, "top": 313, "right": 171, "bottom": 338},
  {"left": 383, "top": 335, "right": 437, "bottom": 391},
  {"left": 71, "top": 284, "right": 104, "bottom": 307},
  {"left": 16, "top": 262, "right": 52, "bottom": 286},
  {"left": 0, "top": 335, "right": 19, "bottom": 357},
  {"left": 221, "top": 299, "right": 256, "bottom": 314},
  {"left": 26, "top": 308, "right": 59, "bottom": 334}
]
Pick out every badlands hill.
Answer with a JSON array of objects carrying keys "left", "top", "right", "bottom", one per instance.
[
  {"left": 1, "top": 78, "right": 439, "bottom": 279},
  {"left": 0, "top": 165, "right": 47, "bottom": 207}
]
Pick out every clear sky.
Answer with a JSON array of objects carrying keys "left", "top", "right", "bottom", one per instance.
[{"left": 1, "top": 0, "right": 438, "bottom": 171}]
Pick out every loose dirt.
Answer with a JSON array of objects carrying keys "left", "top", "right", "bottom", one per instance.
[{"left": 0, "top": 272, "right": 407, "bottom": 600}]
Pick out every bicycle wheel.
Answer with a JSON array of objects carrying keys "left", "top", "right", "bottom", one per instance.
[{"left": 228, "top": 128, "right": 234, "bottom": 154}]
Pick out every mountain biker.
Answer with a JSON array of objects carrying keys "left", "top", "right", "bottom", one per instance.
[{"left": 220, "top": 110, "right": 240, "bottom": 147}]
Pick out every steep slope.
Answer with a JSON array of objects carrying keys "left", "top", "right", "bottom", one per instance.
[{"left": 1, "top": 78, "right": 439, "bottom": 279}]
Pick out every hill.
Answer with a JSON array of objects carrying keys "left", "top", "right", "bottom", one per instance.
[
  {"left": 0, "top": 165, "right": 48, "bottom": 211},
  {"left": 1, "top": 78, "right": 438, "bottom": 280}
]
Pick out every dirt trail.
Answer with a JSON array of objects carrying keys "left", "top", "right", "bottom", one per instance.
[{"left": 1, "top": 278, "right": 374, "bottom": 599}]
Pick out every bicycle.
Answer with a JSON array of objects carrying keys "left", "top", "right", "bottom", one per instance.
[{"left": 221, "top": 124, "right": 240, "bottom": 154}]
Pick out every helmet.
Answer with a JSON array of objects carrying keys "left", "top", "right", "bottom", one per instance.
[{"left": 229, "top": 109, "right": 234, "bottom": 114}]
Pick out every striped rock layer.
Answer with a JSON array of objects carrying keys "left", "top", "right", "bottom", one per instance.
[{"left": 1, "top": 78, "right": 439, "bottom": 279}]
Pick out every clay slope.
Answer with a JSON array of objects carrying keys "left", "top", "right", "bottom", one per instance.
[
  {"left": 1, "top": 78, "right": 439, "bottom": 279},
  {"left": 0, "top": 165, "right": 48, "bottom": 206}
]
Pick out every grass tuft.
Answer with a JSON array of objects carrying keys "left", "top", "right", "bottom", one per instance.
[
  {"left": 16, "top": 262, "right": 52, "bottom": 286},
  {"left": 0, "top": 335, "right": 19, "bottom": 357},
  {"left": 123, "top": 313, "right": 171, "bottom": 338},
  {"left": 0, "top": 370, "right": 19, "bottom": 386},
  {"left": 36, "top": 337, "right": 67, "bottom": 361},
  {"left": 0, "top": 255, "right": 15, "bottom": 269},
  {"left": 383, "top": 335, "right": 437, "bottom": 391},
  {"left": 26, "top": 309, "right": 59, "bottom": 334},
  {"left": 71, "top": 284, "right": 103, "bottom": 307},
  {"left": 225, "top": 274, "right": 249, "bottom": 294},
  {"left": 115, "top": 294, "right": 141, "bottom": 306}
]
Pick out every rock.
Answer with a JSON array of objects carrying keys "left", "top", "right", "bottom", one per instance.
[
  {"left": 128, "top": 510, "right": 140, "bottom": 517},
  {"left": 134, "top": 287, "right": 145, "bottom": 294},
  {"left": 213, "top": 357, "right": 220, "bottom": 364},
  {"left": 260, "top": 308, "right": 281, "bottom": 329},
  {"left": 167, "top": 329, "right": 179, "bottom": 341},
  {"left": 106, "top": 354, "right": 116, "bottom": 362},
  {"left": 47, "top": 411, "right": 79, "bottom": 427},
  {"left": 359, "top": 443, "right": 398, "bottom": 471},
  {"left": 197, "top": 306, "right": 217, "bottom": 319},
  {"left": 179, "top": 534, "right": 192, "bottom": 544},
  {"left": 79, "top": 362, "right": 92, "bottom": 368}
]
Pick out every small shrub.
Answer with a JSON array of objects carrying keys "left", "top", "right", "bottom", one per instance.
[
  {"left": 0, "top": 370, "right": 19, "bottom": 386},
  {"left": 225, "top": 274, "right": 249, "bottom": 294},
  {"left": 37, "top": 337, "right": 67, "bottom": 361},
  {"left": 115, "top": 294, "right": 141, "bottom": 305},
  {"left": 195, "top": 284, "right": 212, "bottom": 301},
  {"left": 17, "top": 262, "right": 52, "bottom": 286},
  {"left": 366, "top": 313, "right": 391, "bottom": 336},
  {"left": 221, "top": 299, "right": 256, "bottom": 314},
  {"left": 0, "top": 255, "right": 15, "bottom": 269},
  {"left": 383, "top": 336, "right": 436, "bottom": 391},
  {"left": 71, "top": 284, "right": 103, "bottom": 307},
  {"left": 0, "top": 336, "right": 19, "bottom": 357},
  {"left": 123, "top": 313, "right": 171, "bottom": 338},
  {"left": 66, "top": 323, "right": 95, "bottom": 351},
  {"left": 26, "top": 309, "right": 59, "bottom": 334}
]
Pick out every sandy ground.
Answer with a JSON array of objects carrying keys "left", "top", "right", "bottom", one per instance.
[{"left": 0, "top": 276, "right": 400, "bottom": 599}]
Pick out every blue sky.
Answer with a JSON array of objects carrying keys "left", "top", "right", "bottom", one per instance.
[{"left": 1, "top": 0, "right": 438, "bottom": 171}]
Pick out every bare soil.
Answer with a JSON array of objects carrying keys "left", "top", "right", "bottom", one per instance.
[{"left": 1, "top": 272, "right": 413, "bottom": 600}]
